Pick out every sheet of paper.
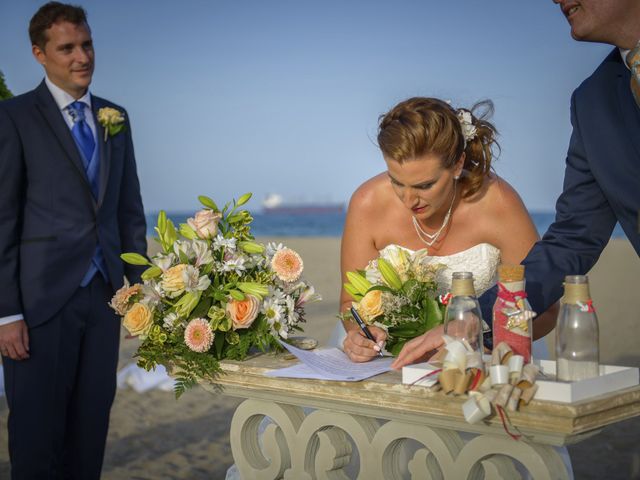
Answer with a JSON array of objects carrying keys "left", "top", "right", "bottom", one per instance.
[{"left": 265, "top": 340, "right": 394, "bottom": 381}]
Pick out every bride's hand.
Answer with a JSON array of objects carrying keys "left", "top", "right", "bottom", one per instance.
[
  {"left": 391, "top": 325, "right": 445, "bottom": 370},
  {"left": 343, "top": 325, "right": 387, "bottom": 363}
]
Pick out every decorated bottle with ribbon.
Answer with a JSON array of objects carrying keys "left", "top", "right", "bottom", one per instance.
[
  {"left": 556, "top": 275, "right": 600, "bottom": 382},
  {"left": 444, "top": 272, "right": 484, "bottom": 354},
  {"left": 492, "top": 265, "right": 534, "bottom": 362}
]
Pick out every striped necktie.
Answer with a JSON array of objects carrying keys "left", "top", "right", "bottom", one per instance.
[{"left": 626, "top": 43, "right": 640, "bottom": 108}]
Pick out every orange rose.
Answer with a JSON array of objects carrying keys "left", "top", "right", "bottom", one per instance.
[
  {"left": 226, "top": 295, "right": 260, "bottom": 330},
  {"left": 356, "top": 290, "right": 383, "bottom": 322},
  {"left": 123, "top": 303, "right": 153, "bottom": 337}
]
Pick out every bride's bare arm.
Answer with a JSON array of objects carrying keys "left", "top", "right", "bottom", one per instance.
[{"left": 340, "top": 178, "right": 388, "bottom": 361}]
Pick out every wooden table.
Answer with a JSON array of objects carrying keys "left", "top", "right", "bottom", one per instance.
[{"left": 200, "top": 353, "right": 640, "bottom": 480}]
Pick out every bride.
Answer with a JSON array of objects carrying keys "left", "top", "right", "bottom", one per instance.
[{"left": 339, "top": 97, "right": 558, "bottom": 365}]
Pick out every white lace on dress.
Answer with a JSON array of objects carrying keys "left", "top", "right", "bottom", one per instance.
[{"left": 378, "top": 243, "right": 501, "bottom": 296}]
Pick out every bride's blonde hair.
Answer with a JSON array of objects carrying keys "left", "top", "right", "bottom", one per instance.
[{"left": 377, "top": 97, "right": 498, "bottom": 198}]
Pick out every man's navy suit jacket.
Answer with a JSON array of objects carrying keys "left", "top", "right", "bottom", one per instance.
[
  {"left": 0, "top": 80, "right": 147, "bottom": 328},
  {"left": 480, "top": 49, "right": 640, "bottom": 328}
]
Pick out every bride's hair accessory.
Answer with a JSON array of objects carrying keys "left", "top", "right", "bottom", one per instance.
[
  {"left": 412, "top": 178, "right": 457, "bottom": 248},
  {"left": 457, "top": 109, "right": 478, "bottom": 147}
]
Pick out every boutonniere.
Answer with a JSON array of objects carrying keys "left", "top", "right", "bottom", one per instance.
[{"left": 97, "top": 107, "right": 125, "bottom": 141}]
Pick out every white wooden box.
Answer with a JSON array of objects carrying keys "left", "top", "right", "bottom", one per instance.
[{"left": 533, "top": 360, "right": 639, "bottom": 403}]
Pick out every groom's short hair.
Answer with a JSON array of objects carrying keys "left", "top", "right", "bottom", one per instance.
[{"left": 29, "top": 2, "right": 89, "bottom": 50}]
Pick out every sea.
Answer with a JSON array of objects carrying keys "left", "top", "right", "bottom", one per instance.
[{"left": 146, "top": 211, "right": 627, "bottom": 239}]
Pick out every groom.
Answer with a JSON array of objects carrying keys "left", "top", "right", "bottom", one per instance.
[
  {"left": 0, "top": 2, "right": 146, "bottom": 478},
  {"left": 393, "top": 0, "right": 640, "bottom": 366}
]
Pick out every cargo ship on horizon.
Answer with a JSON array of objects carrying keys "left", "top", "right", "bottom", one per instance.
[{"left": 261, "top": 194, "right": 345, "bottom": 215}]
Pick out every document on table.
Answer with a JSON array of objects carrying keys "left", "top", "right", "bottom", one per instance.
[{"left": 265, "top": 340, "right": 394, "bottom": 381}]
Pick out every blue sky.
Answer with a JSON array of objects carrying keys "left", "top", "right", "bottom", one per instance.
[{"left": 1, "top": 0, "right": 610, "bottom": 212}]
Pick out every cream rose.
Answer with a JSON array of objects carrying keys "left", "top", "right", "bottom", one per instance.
[
  {"left": 187, "top": 209, "right": 222, "bottom": 239},
  {"left": 226, "top": 295, "right": 260, "bottom": 330},
  {"left": 356, "top": 290, "right": 383, "bottom": 322},
  {"left": 123, "top": 303, "right": 153, "bottom": 336},
  {"left": 162, "top": 264, "right": 187, "bottom": 296}
]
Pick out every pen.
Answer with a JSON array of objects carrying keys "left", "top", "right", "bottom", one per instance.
[{"left": 350, "top": 306, "right": 384, "bottom": 357}]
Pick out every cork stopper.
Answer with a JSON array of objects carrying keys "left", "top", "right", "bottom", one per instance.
[
  {"left": 451, "top": 272, "right": 476, "bottom": 297},
  {"left": 562, "top": 275, "right": 591, "bottom": 304},
  {"left": 498, "top": 264, "right": 525, "bottom": 282}
]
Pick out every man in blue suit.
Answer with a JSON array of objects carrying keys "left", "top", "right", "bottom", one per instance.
[
  {"left": 393, "top": 0, "right": 640, "bottom": 366},
  {"left": 0, "top": 2, "right": 147, "bottom": 478}
]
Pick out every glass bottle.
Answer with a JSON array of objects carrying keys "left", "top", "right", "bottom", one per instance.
[
  {"left": 444, "top": 272, "right": 483, "bottom": 353},
  {"left": 555, "top": 275, "right": 600, "bottom": 382},
  {"left": 492, "top": 264, "right": 533, "bottom": 362}
]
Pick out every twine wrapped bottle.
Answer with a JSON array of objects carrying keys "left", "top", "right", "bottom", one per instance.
[
  {"left": 555, "top": 275, "right": 600, "bottom": 382},
  {"left": 444, "top": 272, "right": 484, "bottom": 354},
  {"left": 491, "top": 265, "right": 533, "bottom": 362}
]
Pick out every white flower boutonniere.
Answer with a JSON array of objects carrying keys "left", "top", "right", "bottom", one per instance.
[{"left": 97, "top": 107, "right": 125, "bottom": 141}]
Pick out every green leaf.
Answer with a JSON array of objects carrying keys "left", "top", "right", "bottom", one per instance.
[
  {"left": 377, "top": 258, "right": 402, "bottom": 290},
  {"left": 225, "top": 331, "right": 240, "bottom": 345},
  {"left": 214, "top": 331, "right": 226, "bottom": 358},
  {"left": 237, "top": 282, "right": 268, "bottom": 299},
  {"left": 236, "top": 192, "right": 252, "bottom": 206},
  {"left": 179, "top": 223, "right": 199, "bottom": 240},
  {"left": 229, "top": 289, "right": 246, "bottom": 301},
  {"left": 238, "top": 241, "right": 265, "bottom": 254},
  {"left": 343, "top": 283, "right": 362, "bottom": 301},
  {"left": 190, "top": 296, "right": 212, "bottom": 319},
  {"left": 157, "top": 211, "right": 167, "bottom": 233},
  {"left": 345, "top": 271, "right": 372, "bottom": 296},
  {"left": 424, "top": 297, "right": 444, "bottom": 331},
  {"left": 121, "top": 253, "right": 150, "bottom": 266},
  {"left": 227, "top": 213, "right": 244, "bottom": 224},
  {"left": 141, "top": 265, "right": 162, "bottom": 280},
  {"left": 198, "top": 195, "right": 219, "bottom": 211}
]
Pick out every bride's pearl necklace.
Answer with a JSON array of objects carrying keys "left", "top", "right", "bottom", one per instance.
[{"left": 412, "top": 180, "right": 457, "bottom": 248}]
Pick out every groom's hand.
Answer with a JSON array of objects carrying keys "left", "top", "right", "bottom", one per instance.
[
  {"left": 0, "top": 320, "right": 30, "bottom": 360},
  {"left": 391, "top": 325, "right": 445, "bottom": 370}
]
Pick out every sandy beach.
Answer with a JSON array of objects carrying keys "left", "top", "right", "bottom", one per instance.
[{"left": 0, "top": 237, "right": 639, "bottom": 479}]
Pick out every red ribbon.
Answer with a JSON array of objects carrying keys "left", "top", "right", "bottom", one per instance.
[
  {"left": 496, "top": 405, "right": 522, "bottom": 441},
  {"left": 579, "top": 300, "right": 596, "bottom": 313},
  {"left": 497, "top": 283, "right": 527, "bottom": 304},
  {"left": 409, "top": 368, "right": 442, "bottom": 386},
  {"left": 439, "top": 293, "right": 452, "bottom": 306}
]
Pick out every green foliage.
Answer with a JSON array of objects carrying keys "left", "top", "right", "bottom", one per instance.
[{"left": 0, "top": 71, "right": 13, "bottom": 100}]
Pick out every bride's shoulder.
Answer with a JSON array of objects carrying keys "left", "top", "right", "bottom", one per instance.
[
  {"left": 347, "top": 173, "right": 393, "bottom": 214},
  {"left": 467, "top": 174, "right": 526, "bottom": 215}
]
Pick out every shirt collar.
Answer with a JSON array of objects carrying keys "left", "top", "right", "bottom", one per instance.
[{"left": 44, "top": 76, "right": 92, "bottom": 111}]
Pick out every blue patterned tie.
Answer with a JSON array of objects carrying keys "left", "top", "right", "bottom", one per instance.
[{"left": 68, "top": 101, "right": 99, "bottom": 198}]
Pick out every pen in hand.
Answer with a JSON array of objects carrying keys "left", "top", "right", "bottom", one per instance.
[{"left": 350, "top": 306, "right": 384, "bottom": 357}]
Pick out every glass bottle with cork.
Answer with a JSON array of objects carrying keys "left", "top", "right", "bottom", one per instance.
[
  {"left": 492, "top": 264, "right": 534, "bottom": 362},
  {"left": 555, "top": 275, "right": 600, "bottom": 381},
  {"left": 444, "top": 272, "right": 484, "bottom": 354}
]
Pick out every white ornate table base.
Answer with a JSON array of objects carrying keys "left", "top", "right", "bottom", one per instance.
[{"left": 230, "top": 399, "right": 569, "bottom": 480}]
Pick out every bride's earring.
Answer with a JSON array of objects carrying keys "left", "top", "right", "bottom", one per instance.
[{"left": 454, "top": 175, "right": 460, "bottom": 181}]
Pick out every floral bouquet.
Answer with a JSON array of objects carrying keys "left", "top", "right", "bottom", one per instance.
[
  {"left": 110, "top": 193, "right": 320, "bottom": 396},
  {"left": 341, "top": 246, "right": 446, "bottom": 355}
]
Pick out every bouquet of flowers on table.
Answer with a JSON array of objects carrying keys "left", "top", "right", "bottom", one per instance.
[
  {"left": 110, "top": 193, "right": 320, "bottom": 396},
  {"left": 341, "top": 246, "right": 447, "bottom": 355}
]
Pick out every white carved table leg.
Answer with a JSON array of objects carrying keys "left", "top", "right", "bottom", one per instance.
[{"left": 228, "top": 398, "right": 571, "bottom": 480}]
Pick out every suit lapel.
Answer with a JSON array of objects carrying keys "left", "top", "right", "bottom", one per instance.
[
  {"left": 92, "top": 97, "right": 111, "bottom": 209},
  {"left": 616, "top": 62, "right": 640, "bottom": 159},
  {"left": 34, "top": 82, "right": 95, "bottom": 203}
]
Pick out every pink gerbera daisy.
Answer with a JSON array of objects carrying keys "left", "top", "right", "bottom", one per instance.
[
  {"left": 184, "top": 318, "right": 214, "bottom": 353},
  {"left": 271, "top": 248, "right": 304, "bottom": 282}
]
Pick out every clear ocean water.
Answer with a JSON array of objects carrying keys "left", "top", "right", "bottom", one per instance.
[{"left": 146, "top": 211, "right": 627, "bottom": 239}]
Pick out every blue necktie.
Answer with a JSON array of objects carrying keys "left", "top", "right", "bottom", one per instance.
[
  {"left": 67, "top": 101, "right": 107, "bottom": 286},
  {"left": 68, "top": 101, "right": 99, "bottom": 198}
]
